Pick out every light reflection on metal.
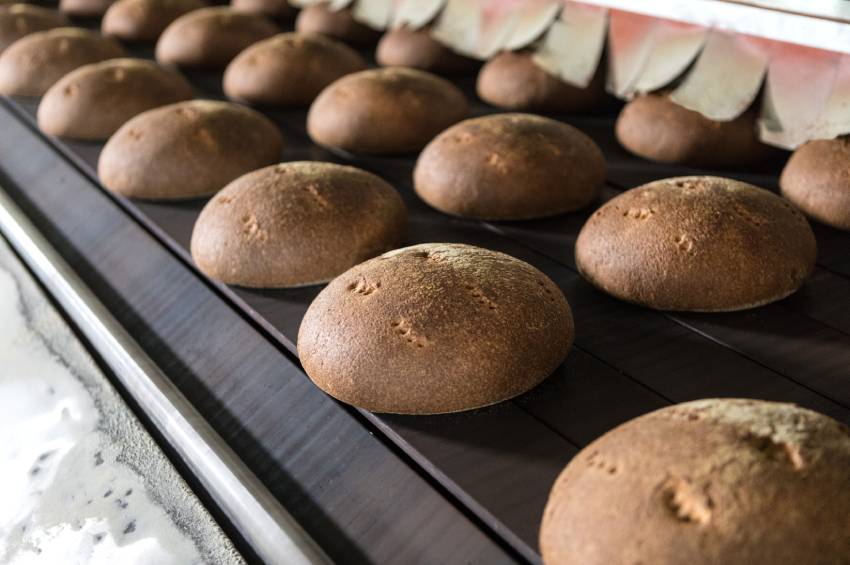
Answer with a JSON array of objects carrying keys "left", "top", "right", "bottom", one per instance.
[{"left": 606, "top": 10, "right": 658, "bottom": 97}]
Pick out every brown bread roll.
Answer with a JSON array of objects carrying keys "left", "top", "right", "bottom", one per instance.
[
  {"left": 616, "top": 93, "right": 769, "bottom": 167},
  {"left": 376, "top": 25, "right": 477, "bottom": 74},
  {"left": 298, "top": 243, "right": 574, "bottom": 414},
  {"left": 415, "top": 113, "right": 605, "bottom": 220},
  {"left": 477, "top": 50, "right": 605, "bottom": 113},
  {"left": 0, "top": 4, "right": 67, "bottom": 53},
  {"left": 295, "top": 4, "right": 379, "bottom": 44},
  {"left": 156, "top": 6, "right": 278, "bottom": 69},
  {"left": 0, "top": 27, "right": 124, "bottom": 96},
  {"left": 191, "top": 161, "right": 406, "bottom": 288},
  {"left": 575, "top": 176, "right": 816, "bottom": 311},
  {"left": 231, "top": 0, "right": 296, "bottom": 19},
  {"left": 223, "top": 32, "right": 365, "bottom": 107},
  {"left": 780, "top": 137, "right": 850, "bottom": 230},
  {"left": 307, "top": 67, "right": 468, "bottom": 155},
  {"left": 102, "top": 0, "right": 207, "bottom": 42},
  {"left": 60, "top": 0, "right": 114, "bottom": 17},
  {"left": 98, "top": 99, "right": 283, "bottom": 200},
  {"left": 540, "top": 398, "right": 850, "bottom": 565},
  {"left": 38, "top": 58, "right": 193, "bottom": 140}
]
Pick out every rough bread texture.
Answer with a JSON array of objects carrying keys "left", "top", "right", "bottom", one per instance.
[
  {"left": 224, "top": 32, "right": 365, "bottom": 107},
  {"left": 540, "top": 398, "right": 850, "bottom": 565},
  {"left": 102, "top": 0, "right": 207, "bottom": 42},
  {"left": 307, "top": 67, "right": 468, "bottom": 155},
  {"left": 415, "top": 113, "right": 605, "bottom": 220},
  {"left": 295, "top": 4, "right": 379, "bottom": 44},
  {"left": 231, "top": 0, "right": 296, "bottom": 19},
  {"left": 0, "top": 4, "right": 67, "bottom": 53},
  {"left": 156, "top": 7, "right": 278, "bottom": 68},
  {"left": 298, "top": 243, "right": 574, "bottom": 414},
  {"left": 477, "top": 51, "right": 605, "bottom": 113},
  {"left": 38, "top": 58, "right": 194, "bottom": 140},
  {"left": 376, "top": 26, "right": 476, "bottom": 74},
  {"left": 780, "top": 137, "right": 850, "bottom": 231},
  {"left": 98, "top": 99, "right": 283, "bottom": 200},
  {"left": 0, "top": 27, "right": 124, "bottom": 96},
  {"left": 60, "top": 0, "right": 114, "bottom": 17},
  {"left": 575, "top": 176, "right": 816, "bottom": 311}
]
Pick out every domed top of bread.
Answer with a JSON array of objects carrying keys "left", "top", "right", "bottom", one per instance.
[
  {"left": 60, "top": 0, "right": 114, "bottom": 17},
  {"left": 376, "top": 26, "right": 476, "bottom": 74},
  {"left": 298, "top": 243, "right": 574, "bottom": 414},
  {"left": 415, "top": 113, "right": 605, "bottom": 220},
  {"left": 231, "top": 0, "right": 296, "bottom": 19},
  {"left": 307, "top": 67, "right": 468, "bottom": 155},
  {"left": 102, "top": 0, "right": 207, "bottom": 42},
  {"left": 780, "top": 137, "right": 850, "bottom": 230},
  {"left": 540, "top": 398, "right": 850, "bottom": 565},
  {"left": 98, "top": 99, "right": 282, "bottom": 200},
  {"left": 191, "top": 161, "right": 407, "bottom": 288},
  {"left": 0, "top": 4, "right": 67, "bottom": 53},
  {"left": 295, "top": 4, "right": 379, "bottom": 44},
  {"left": 575, "top": 176, "right": 816, "bottom": 311}
]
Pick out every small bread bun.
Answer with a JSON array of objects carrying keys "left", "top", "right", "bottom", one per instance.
[
  {"left": 477, "top": 51, "right": 605, "bottom": 113},
  {"left": 295, "top": 4, "right": 379, "bottom": 44},
  {"left": 540, "top": 398, "right": 850, "bottom": 565},
  {"left": 156, "top": 6, "right": 278, "bottom": 69},
  {"left": 231, "top": 0, "right": 296, "bottom": 20},
  {"left": 780, "top": 137, "right": 850, "bottom": 230},
  {"left": 0, "top": 27, "right": 124, "bottom": 96},
  {"left": 38, "top": 58, "right": 193, "bottom": 140},
  {"left": 298, "top": 243, "right": 574, "bottom": 414},
  {"left": 102, "top": 0, "right": 207, "bottom": 42},
  {"left": 98, "top": 99, "right": 283, "bottom": 200},
  {"left": 223, "top": 32, "right": 365, "bottom": 107},
  {"left": 415, "top": 113, "right": 605, "bottom": 220},
  {"left": 307, "top": 67, "right": 468, "bottom": 155},
  {"left": 191, "top": 161, "right": 406, "bottom": 288},
  {"left": 376, "top": 25, "right": 477, "bottom": 74},
  {"left": 0, "top": 4, "right": 67, "bottom": 53},
  {"left": 60, "top": 0, "right": 114, "bottom": 17},
  {"left": 575, "top": 176, "right": 816, "bottom": 311}
]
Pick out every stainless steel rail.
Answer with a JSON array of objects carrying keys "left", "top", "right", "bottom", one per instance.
[{"left": 0, "top": 185, "right": 332, "bottom": 565}]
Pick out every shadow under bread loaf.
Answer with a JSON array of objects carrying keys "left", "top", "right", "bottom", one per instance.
[
  {"left": 376, "top": 25, "right": 478, "bottom": 75},
  {"left": 295, "top": 3, "right": 380, "bottom": 45},
  {"left": 575, "top": 176, "right": 816, "bottom": 311},
  {"left": 0, "top": 4, "right": 68, "bottom": 53},
  {"left": 231, "top": 0, "right": 297, "bottom": 20},
  {"left": 298, "top": 243, "right": 574, "bottom": 415},
  {"left": 102, "top": 0, "right": 207, "bottom": 43},
  {"left": 780, "top": 137, "right": 850, "bottom": 231},
  {"left": 60, "top": 0, "right": 114, "bottom": 17},
  {"left": 540, "top": 398, "right": 850, "bottom": 565}
]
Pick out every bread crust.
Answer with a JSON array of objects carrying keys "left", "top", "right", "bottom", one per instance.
[
  {"left": 376, "top": 25, "right": 476, "bottom": 75},
  {"left": 295, "top": 4, "right": 379, "bottom": 44},
  {"left": 780, "top": 137, "right": 850, "bottom": 231},
  {"left": 102, "top": 0, "right": 207, "bottom": 42},
  {"left": 231, "top": 0, "right": 296, "bottom": 19},
  {"left": 59, "top": 0, "right": 114, "bottom": 17},
  {"left": 0, "top": 4, "right": 67, "bottom": 53}
]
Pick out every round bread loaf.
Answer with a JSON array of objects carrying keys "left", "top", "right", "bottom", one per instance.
[
  {"left": 780, "top": 137, "right": 850, "bottom": 230},
  {"left": 156, "top": 6, "right": 278, "bottom": 69},
  {"left": 231, "top": 0, "right": 296, "bottom": 19},
  {"left": 102, "top": 0, "right": 207, "bottom": 42},
  {"left": 38, "top": 58, "right": 193, "bottom": 140},
  {"left": 616, "top": 93, "right": 768, "bottom": 167},
  {"left": 415, "top": 113, "right": 605, "bottom": 220},
  {"left": 575, "top": 176, "right": 816, "bottom": 311},
  {"left": 376, "top": 25, "right": 477, "bottom": 74},
  {"left": 98, "top": 99, "right": 283, "bottom": 200},
  {"left": 0, "top": 27, "right": 124, "bottom": 96},
  {"left": 477, "top": 51, "right": 605, "bottom": 113},
  {"left": 60, "top": 0, "right": 114, "bottom": 17},
  {"left": 223, "top": 32, "right": 365, "bottom": 107},
  {"left": 307, "top": 67, "right": 468, "bottom": 155},
  {"left": 0, "top": 4, "right": 67, "bottom": 53},
  {"left": 298, "top": 243, "right": 574, "bottom": 414},
  {"left": 191, "top": 161, "right": 406, "bottom": 288},
  {"left": 540, "top": 398, "right": 850, "bottom": 565},
  {"left": 295, "top": 4, "right": 379, "bottom": 44}
]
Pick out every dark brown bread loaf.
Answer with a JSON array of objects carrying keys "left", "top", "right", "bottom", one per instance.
[
  {"left": 98, "top": 99, "right": 283, "bottom": 199},
  {"left": 376, "top": 25, "right": 477, "bottom": 74},
  {"left": 60, "top": 0, "right": 114, "bottom": 17},
  {"left": 780, "top": 137, "right": 850, "bottom": 230},
  {"left": 295, "top": 4, "right": 379, "bottom": 44},
  {"left": 0, "top": 4, "right": 67, "bottom": 53},
  {"left": 415, "top": 113, "right": 605, "bottom": 220},
  {"left": 575, "top": 176, "right": 816, "bottom": 311},
  {"left": 223, "top": 32, "right": 365, "bottom": 107},
  {"left": 307, "top": 67, "right": 468, "bottom": 155},
  {"left": 231, "top": 0, "right": 296, "bottom": 19},
  {"left": 102, "top": 0, "right": 207, "bottom": 42},
  {"left": 156, "top": 6, "right": 278, "bottom": 68},
  {"left": 0, "top": 27, "right": 124, "bottom": 96},
  {"left": 298, "top": 243, "right": 574, "bottom": 414},
  {"left": 540, "top": 398, "right": 850, "bottom": 565},
  {"left": 38, "top": 58, "right": 193, "bottom": 140},
  {"left": 191, "top": 161, "right": 407, "bottom": 288}
]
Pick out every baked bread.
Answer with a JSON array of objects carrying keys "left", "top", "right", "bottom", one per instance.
[
  {"left": 298, "top": 243, "right": 574, "bottom": 414},
  {"left": 0, "top": 4, "right": 67, "bottom": 53},
  {"left": 60, "top": 0, "right": 114, "bottom": 17},
  {"left": 540, "top": 398, "right": 850, "bottom": 565},
  {"left": 102, "top": 0, "right": 207, "bottom": 42},
  {"left": 295, "top": 4, "right": 379, "bottom": 44},
  {"left": 191, "top": 161, "right": 406, "bottom": 288},
  {"left": 376, "top": 25, "right": 477, "bottom": 74},
  {"left": 98, "top": 99, "right": 283, "bottom": 199},
  {"left": 307, "top": 67, "right": 468, "bottom": 155},
  {"left": 156, "top": 6, "right": 278, "bottom": 68},
  {"left": 224, "top": 32, "right": 365, "bottom": 107},
  {"left": 0, "top": 27, "right": 124, "bottom": 96},
  {"left": 780, "top": 137, "right": 850, "bottom": 230},
  {"left": 477, "top": 50, "right": 605, "bottom": 113},
  {"left": 231, "top": 0, "right": 296, "bottom": 20},
  {"left": 575, "top": 176, "right": 816, "bottom": 311},
  {"left": 415, "top": 113, "right": 605, "bottom": 220},
  {"left": 38, "top": 58, "right": 193, "bottom": 140},
  {"left": 616, "top": 93, "right": 768, "bottom": 167}
]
